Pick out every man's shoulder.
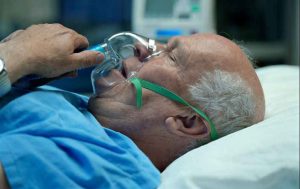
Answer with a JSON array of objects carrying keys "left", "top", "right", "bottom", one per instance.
[
  {"left": 0, "top": 85, "right": 88, "bottom": 109},
  {"left": 0, "top": 85, "right": 96, "bottom": 134}
]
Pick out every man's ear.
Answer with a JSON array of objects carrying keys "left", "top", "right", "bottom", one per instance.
[{"left": 165, "top": 114, "right": 210, "bottom": 139}]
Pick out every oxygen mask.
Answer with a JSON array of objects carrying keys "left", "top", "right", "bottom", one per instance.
[{"left": 89, "top": 32, "right": 165, "bottom": 94}]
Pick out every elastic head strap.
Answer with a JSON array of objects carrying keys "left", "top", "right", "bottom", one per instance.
[{"left": 129, "top": 77, "right": 218, "bottom": 141}]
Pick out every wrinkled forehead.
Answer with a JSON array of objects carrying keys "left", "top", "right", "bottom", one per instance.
[
  {"left": 167, "top": 34, "right": 249, "bottom": 71},
  {"left": 168, "top": 34, "right": 241, "bottom": 55},
  {"left": 166, "top": 35, "right": 219, "bottom": 75},
  {"left": 166, "top": 34, "right": 255, "bottom": 93}
]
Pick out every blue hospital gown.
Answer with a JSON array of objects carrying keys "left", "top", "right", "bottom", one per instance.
[{"left": 0, "top": 87, "right": 160, "bottom": 189}]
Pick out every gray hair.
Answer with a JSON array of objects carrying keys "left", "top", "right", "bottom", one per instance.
[{"left": 189, "top": 70, "right": 256, "bottom": 142}]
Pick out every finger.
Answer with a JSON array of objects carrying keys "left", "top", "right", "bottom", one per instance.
[
  {"left": 0, "top": 30, "right": 24, "bottom": 43},
  {"left": 68, "top": 51, "right": 104, "bottom": 71},
  {"left": 73, "top": 34, "right": 89, "bottom": 52}
]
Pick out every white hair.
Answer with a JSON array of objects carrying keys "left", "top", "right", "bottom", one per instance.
[{"left": 189, "top": 70, "right": 256, "bottom": 141}]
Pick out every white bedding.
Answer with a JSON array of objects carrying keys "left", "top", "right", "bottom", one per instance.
[{"left": 159, "top": 65, "right": 299, "bottom": 189}]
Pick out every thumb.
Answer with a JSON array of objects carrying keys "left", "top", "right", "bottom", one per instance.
[{"left": 69, "top": 50, "right": 104, "bottom": 71}]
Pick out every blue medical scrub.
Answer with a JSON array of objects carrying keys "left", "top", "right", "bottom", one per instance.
[{"left": 0, "top": 87, "right": 160, "bottom": 189}]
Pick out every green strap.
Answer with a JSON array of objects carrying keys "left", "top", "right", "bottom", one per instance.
[
  {"left": 129, "top": 77, "right": 143, "bottom": 108},
  {"left": 129, "top": 77, "right": 218, "bottom": 140}
]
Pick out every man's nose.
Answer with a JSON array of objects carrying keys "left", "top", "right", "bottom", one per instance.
[
  {"left": 122, "top": 56, "right": 143, "bottom": 78},
  {"left": 134, "top": 43, "right": 151, "bottom": 61}
]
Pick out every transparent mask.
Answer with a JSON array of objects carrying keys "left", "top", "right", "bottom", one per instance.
[{"left": 89, "top": 32, "right": 164, "bottom": 94}]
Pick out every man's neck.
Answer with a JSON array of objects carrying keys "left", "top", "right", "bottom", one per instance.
[{"left": 135, "top": 139, "right": 185, "bottom": 172}]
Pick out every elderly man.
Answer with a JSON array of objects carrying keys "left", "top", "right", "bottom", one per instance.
[
  {"left": 89, "top": 32, "right": 265, "bottom": 171},
  {"left": 0, "top": 24, "right": 265, "bottom": 189}
]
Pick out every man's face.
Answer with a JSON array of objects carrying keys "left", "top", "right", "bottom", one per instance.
[
  {"left": 88, "top": 33, "right": 265, "bottom": 170},
  {"left": 88, "top": 33, "right": 263, "bottom": 143},
  {"left": 89, "top": 34, "right": 203, "bottom": 138}
]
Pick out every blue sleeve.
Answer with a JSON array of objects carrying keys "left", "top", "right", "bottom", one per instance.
[{"left": 0, "top": 87, "right": 160, "bottom": 189}]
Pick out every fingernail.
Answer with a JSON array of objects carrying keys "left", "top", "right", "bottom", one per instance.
[{"left": 96, "top": 53, "right": 105, "bottom": 64}]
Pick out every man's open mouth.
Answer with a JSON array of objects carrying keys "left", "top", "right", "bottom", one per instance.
[{"left": 121, "top": 64, "right": 127, "bottom": 78}]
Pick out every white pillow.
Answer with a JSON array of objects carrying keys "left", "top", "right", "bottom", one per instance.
[{"left": 159, "top": 65, "right": 299, "bottom": 189}]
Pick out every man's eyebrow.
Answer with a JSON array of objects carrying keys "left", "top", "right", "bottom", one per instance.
[
  {"left": 170, "top": 39, "right": 188, "bottom": 61},
  {"left": 166, "top": 38, "right": 190, "bottom": 66},
  {"left": 167, "top": 38, "right": 180, "bottom": 51},
  {"left": 166, "top": 39, "right": 184, "bottom": 57}
]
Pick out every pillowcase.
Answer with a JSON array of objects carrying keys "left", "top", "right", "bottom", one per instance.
[{"left": 159, "top": 65, "right": 299, "bottom": 189}]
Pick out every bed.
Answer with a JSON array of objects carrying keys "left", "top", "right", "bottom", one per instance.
[{"left": 159, "top": 65, "right": 299, "bottom": 189}]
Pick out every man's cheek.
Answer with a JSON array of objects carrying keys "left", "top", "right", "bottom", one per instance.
[{"left": 138, "top": 65, "right": 166, "bottom": 81}]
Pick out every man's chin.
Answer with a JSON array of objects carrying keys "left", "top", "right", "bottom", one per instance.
[
  {"left": 87, "top": 97, "right": 109, "bottom": 127},
  {"left": 87, "top": 96, "right": 98, "bottom": 116}
]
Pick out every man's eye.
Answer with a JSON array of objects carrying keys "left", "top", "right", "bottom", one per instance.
[
  {"left": 169, "top": 53, "right": 176, "bottom": 62},
  {"left": 167, "top": 53, "right": 178, "bottom": 66}
]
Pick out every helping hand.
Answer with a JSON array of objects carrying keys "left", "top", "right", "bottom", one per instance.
[{"left": 0, "top": 23, "right": 104, "bottom": 83}]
